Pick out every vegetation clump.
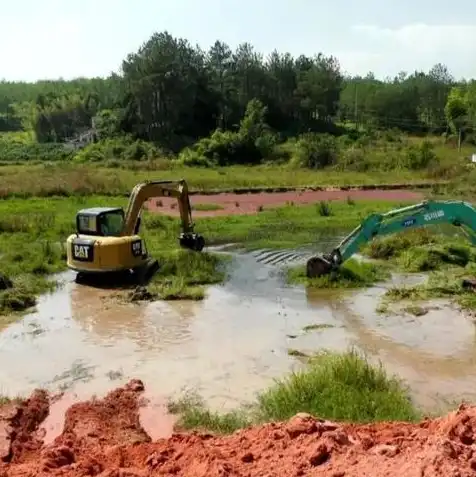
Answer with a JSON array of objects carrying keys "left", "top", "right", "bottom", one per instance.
[
  {"left": 364, "top": 229, "right": 475, "bottom": 272},
  {"left": 286, "top": 258, "right": 389, "bottom": 289},
  {"left": 146, "top": 249, "right": 226, "bottom": 301},
  {"left": 168, "top": 349, "right": 419, "bottom": 434}
]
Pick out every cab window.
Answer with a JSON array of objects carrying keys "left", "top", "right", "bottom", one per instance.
[
  {"left": 77, "top": 215, "right": 97, "bottom": 234},
  {"left": 99, "top": 211, "right": 124, "bottom": 236}
]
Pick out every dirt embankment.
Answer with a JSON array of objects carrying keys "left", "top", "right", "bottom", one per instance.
[
  {"left": 1, "top": 380, "right": 476, "bottom": 477},
  {"left": 146, "top": 188, "right": 425, "bottom": 217}
]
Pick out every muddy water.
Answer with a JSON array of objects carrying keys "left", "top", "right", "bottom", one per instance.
[{"left": 1, "top": 246, "right": 476, "bottom": 413}]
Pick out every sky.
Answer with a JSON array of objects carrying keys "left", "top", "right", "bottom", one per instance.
[{"left": 2, "top": 0, "right": 476, "bottom": 82}]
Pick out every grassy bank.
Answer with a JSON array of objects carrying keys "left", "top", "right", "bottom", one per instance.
[
  {"left": 358, "top": 230, "right": 476, "bottom": 313},
  {"left": 0, "top": 162, "right": 444, "bottom": 199},
  {"left": 193, "top": 198, "right": 414, "bottom": 249},
  {"left": 146, "top": 250, "right": 227, "bottom": 300},
  {"left": 4, "top": 194, "right": 473, "bottom": 317},
  {"left": 286, "top": 258, "right": 390, "bottom": 289},
  {"left": 0, "top": 196, "right": 411, "bottom": 316},
  {"left": 0, "top": 196, "right": 229, "bottom": 316},
  {"left": 168, "top": 349, "right": 420, "bottom": 434}
]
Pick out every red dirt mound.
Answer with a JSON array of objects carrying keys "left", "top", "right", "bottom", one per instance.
[{"left": 2, "top": 380, "right": 476, "bottom": 476}]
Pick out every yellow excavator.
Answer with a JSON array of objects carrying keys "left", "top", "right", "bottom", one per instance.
[{"left": 66, "top": 179, "right": 205, "bottom": 284}]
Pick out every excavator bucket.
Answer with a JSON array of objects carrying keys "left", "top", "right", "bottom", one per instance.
[{"left": 306, "top": 255, "right": 334, "bottom": 278}]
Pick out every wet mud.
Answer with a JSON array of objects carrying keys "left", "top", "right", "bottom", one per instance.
[
  {"left": 1, "top": 245, "right": 476, "bottom": 415},
  {"left": 2, "top": 380, "right": 476, "bottom": 476}
]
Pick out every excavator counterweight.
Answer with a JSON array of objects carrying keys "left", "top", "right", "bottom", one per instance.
[{"left": 306, "top": 199, "right": 476, "bottom": 278}]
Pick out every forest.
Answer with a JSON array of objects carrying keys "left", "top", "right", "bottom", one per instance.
[{"left": 1, "top": 30, "right": 475, "bottom": 167}]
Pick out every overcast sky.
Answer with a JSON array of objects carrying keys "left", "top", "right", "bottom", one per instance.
[{"left": 2, "top": 0, "right": 476, "bottom": 81}]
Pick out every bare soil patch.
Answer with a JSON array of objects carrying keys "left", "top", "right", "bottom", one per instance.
[
  {"left": 1, "top": 380, "right": 475, "bottom": 476},
  {"left": 146, "top": 188, "right": 425, "bottom": 217}
]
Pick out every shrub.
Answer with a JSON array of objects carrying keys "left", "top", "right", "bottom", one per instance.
[
  {"left": 290, "top": 133, "right": 339, "bottom": 169},
  {"left": 168, "top": 349, "right": 419, "bottom": 433},
  {"left": 0, "top": 133, "right": 73, "bottom": 162},
  {"left": 73, "top": 136, "right": 161, "bottom": 162},
  {"left": 178, "top": 98, "right": 278, "bottom": 166},
  {"left": 404, "top": 140, "right": 438, "bottom": 169}
]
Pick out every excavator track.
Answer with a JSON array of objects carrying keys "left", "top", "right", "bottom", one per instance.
[{"left": 133, "top": 258, "right": 160, "bottom": 285}]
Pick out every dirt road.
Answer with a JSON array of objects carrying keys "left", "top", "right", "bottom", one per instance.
[
  {"left": 1, "top": 380, "right": 475, "bottom": 476},
  {"left": 146, "top": 188, "right": 425, "bottom": 217}
]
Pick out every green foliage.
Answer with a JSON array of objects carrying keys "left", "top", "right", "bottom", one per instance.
[
  {"left": 397, "top": 244, "right": 471, "bottom": 272},
  {"left": 147, "top": 249, "right": 227, "bottom": 300},
  {"left": 290, "top": 133, "right": 339, "bottom": 169},
  {"left": 169, "top": 349, "right": 419, "bottom": 433},
  {"left": 93, "top": 109, "right": 122, "bottom": 139},
  {"left": 445, "top": 87, "right": 468, "bottom": 132},
  {"left": 74, "top": 137, "right": 161, "bottom": 162},
  {"left": 365, "top": 229, "right": 437, "bottom": 260},
  {"left": 382, "top": 262, "right": 476, "bottom": 314},
  {"left": 0, "top": 132, "right": 73, "bottom": 162},
  {"left": 3, "top": 30, "right": 474, "bottom": 158},
  {"left": 317, "top": 201, "right": 332, "bottom": 217},
  {"left": 404, "top": 141, "right": 438, "bottom": 169},
  {"left": 177, "top": 99, "right": 277, "bottom": 166},
  {"left": 365, "top": 230, "right": 474, "bottom": 273},
  {"left": 286, "top": 258, "right": 389, "bottom": 289}
]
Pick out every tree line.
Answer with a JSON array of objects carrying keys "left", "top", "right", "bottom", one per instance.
[{"left": 1, "top": 31, "right": 476, "bottom": 150}]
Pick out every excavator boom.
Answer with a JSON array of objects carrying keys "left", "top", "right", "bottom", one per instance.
[
  {"left": 307, "top": 200, "right": 476, "bottom": 278},
  {"left": 122, "top": 179, "right": 204, "bottom": 251}
]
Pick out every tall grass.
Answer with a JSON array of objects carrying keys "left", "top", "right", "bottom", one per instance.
[
  {"left": 0, "top": 162, "right": 441, "bottom": 199},
  {"left": 148, "top": 250, "right": 228, "bottom": 300},
  {"left": 286, "top": 258, "right": 390, "bottom": 289},
  {"left": 168, "top": 349, "right": 420, "bottom": 434}
]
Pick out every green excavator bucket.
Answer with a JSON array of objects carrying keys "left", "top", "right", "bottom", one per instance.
[{"left": 306, "top": 255, "right": 334, "bottom": 278}]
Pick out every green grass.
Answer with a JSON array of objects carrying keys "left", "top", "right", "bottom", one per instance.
[
  {"left": 382, "top": 265, "right": 476, "bottom": 313},
  {"left": 2, "top": 194, "right": 472, "bottom": 316},
  {"left": 402, "top": 305, "right": 428, "bottom": 317},
  {"left": 0, "top": 196, "right": 230, "bottom": 315},
  {"left": 147, "top": 249, "right": 227, "bottom": 300},
  {"left": 362, "top": 230, "right": 476, "bottom": 313},
  {"left": 192, "top": 203, "right": 224, "bottom": 211},
  {"left": 0, "top": 196, "right": 430, "bottom": 316},
  {"left": 363, "top": 229, "right": 475, "bottom": 273},
  {"left": 0, "top": 396, "right": 11, "bottom": 405},
  {"left": 0, "top": 162, "right": 442, "bottom": 199},
  {"left": 194, "top": 199, "right": 415, "bottom": 249},
  {"left": 168, "top": 349, "right": 420, "bottom": 434},
  {"left": 286, "top": 258, "right": 390, "bottom": 289},
  {"left": 303, "top": 323, "right": 335, "bottom": 331},
  {"left": 287, "top": 349, "right": 310, "bottom": 358}
]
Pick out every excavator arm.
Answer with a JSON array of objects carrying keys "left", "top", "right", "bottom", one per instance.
[
  {"left": 307, "top": 200, "right": 476, "bottom": 278},
  {"left": 122, "top": 179, "right": 205, "bottom": 251}
]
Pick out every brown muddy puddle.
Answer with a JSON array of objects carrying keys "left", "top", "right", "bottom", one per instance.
[{"left": 1, "top": 246, "right": 476, "bottom": 415}]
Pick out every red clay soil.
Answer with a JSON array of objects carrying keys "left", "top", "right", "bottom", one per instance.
[
  {"left": 145, "top": 189, "right": 425, "bottom": 217},
  {"left": 2, "top": 380, "right": 476, "bottom": 476}
]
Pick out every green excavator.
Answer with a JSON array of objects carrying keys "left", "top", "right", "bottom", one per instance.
[{"left": 306, "top": 199, "right": 476, "bottom": 278}]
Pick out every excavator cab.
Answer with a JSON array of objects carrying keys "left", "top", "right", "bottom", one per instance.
[{"left": 76, "top": 207, "right": 125, "bottom": 237}]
